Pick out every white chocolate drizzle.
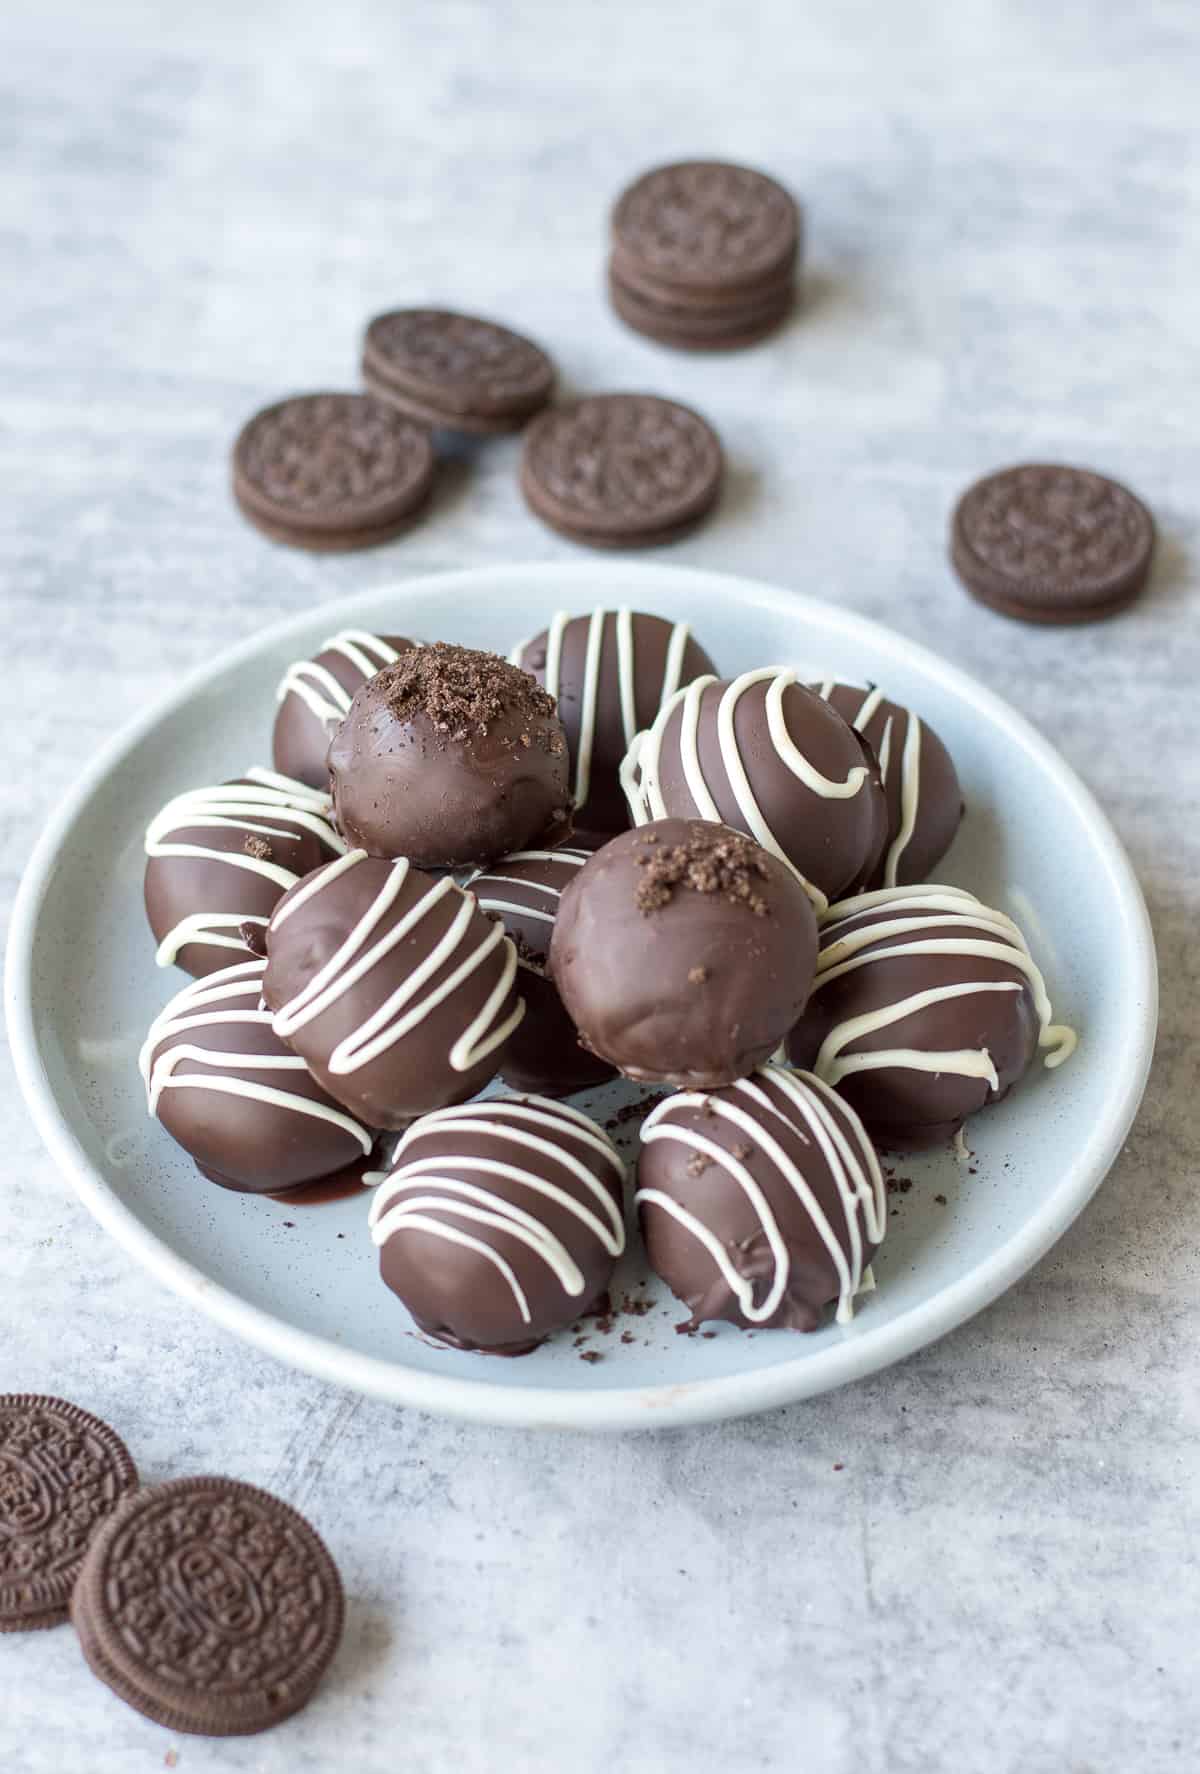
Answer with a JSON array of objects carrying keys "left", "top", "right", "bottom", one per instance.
[
  {"left": 511, "top": 609, "right": 695, "bottom": 815},
  {"left": 138, "top": 959, "right": 373, "bottom": 1151},
  {"left": 809, "top": 885, "right": 1077, "bottom": 1092},
  {"left": 144, "top": 767, "right": 345, "bottom": 967},
  {"left": 368, "top": 1097, "right": 626, "bottom": 1324},
  {"left": 637, "top": 1065, "right": 886, "bottom": 1326},
  {"left": 465, "top": 847, "right": 592, "bottom": 964},
  {"left": 270, "top": 850, "right": 524, "bottom": 1076},
  {"left": 275, "top": 630, "right": 405, "bottom": 727},
  {"left": 621, "top": 667, "right": 876, "bottom": 912},
  {"left": 815, "top": 681, "right": 923, "bottom": 888}
]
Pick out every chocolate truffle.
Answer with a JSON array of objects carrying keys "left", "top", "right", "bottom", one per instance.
[
  {"left": 139, "top": 959, "right": 374, "bottom": 1193},
  {"left": 549, "top": 818, "right": 818, "bottom": 1088},
  {"left": 811, "top": 680, "right": 963, "bottom": 888},
  {"left": 368, "top": 1096, "right": 626, "bottom": 1354},
  {"left": 143, "top": 768, "right": 344, "bottom": 976},
  {"left": 622, "top": 667, "right": 889, "bottom": 910},
  {"left": 328, "top": 642, "right": 571, "bottom": 868},
  {"left": 273, "top": 629, "right": 417, "bottom": 789},
  {"left": 509, "top": 608, "right": 717, "bottom": 834},
  {"left": 466, "top": 847, "right": 616, "bottom": 1096},
  {"left": 787, "top": 885, "right": 1078, "bottom": 1148},
  {"left": 637, "top": 1063, "right": 886, "bottom": 1332},
  {"left": 263, "top": 850, "right": 524, "bottom": 1130}
]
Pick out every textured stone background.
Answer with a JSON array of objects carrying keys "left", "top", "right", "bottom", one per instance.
[{"left": 2, "top": 2, "right": 1198, "bottom": 1769}]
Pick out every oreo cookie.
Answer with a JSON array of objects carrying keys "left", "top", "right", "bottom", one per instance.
[
  {"left": 0, "top": 1395, "right": 138, "bottom": 1633},
  {"left": 362, "top": 308, "right": 555, "bottom": 434},
  {"left": 72, "top": 1475, "right": 344, "bottom": 1736},
  {"left": 608, "top": 266, "right": 793, "bottom": 352},
  {"left": 951, "top": 463, "right": 1155, "bottom": 624},
  {"left": 608, "top": 160, "right": 800, "bottom": 349},
  {"left": 232, "top": 392, "right": 435, "bottom": 551},
  {"left": 520, "top": 393, "right": 723, "bottom": 547}
]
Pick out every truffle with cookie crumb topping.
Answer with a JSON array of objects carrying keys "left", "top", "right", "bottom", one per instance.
[
  {"left": 329, "top": 642, "right": 571, "bottom": 868},
  {"left": 549, "top": 819, "right": 817, "bottom": 1087}
]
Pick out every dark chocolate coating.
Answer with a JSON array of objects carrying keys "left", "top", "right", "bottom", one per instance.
[
  {"left": 262, "top": 853, "right": 522, "bottom": 1130},
  {"left": 812, "top": 683, "right": 963, "bottom": 888},
  {"left": 273, "top": 633, "right": 415, "bottom": 789},
  {"left": 787, "top": 888, "right": 1044, "bottom": 1148},
  {"left": 628, "top": 674, "right": 891, "bottom": 908},
  {"left": 637, "top": 1065, "right": 884, "bottom": 1331},
  {"left": 467, "top": 847, "right": 616, "bottom": 1096},
  {"left": 627, "top": 672, "right": 888, "bottom": 904},
  {"left": 549, "top": 818, "right": 818, "bottom": 1088},
  {"left": 328, "top": 647, "right": 571, "bottom": 868},
  {"left": 143, "top": 773, "right": 340, "bottom": 978},
  {"left": 511, "top": 609, "right": 717, "bottom": 834},
  {"left": 370, "top": 1097, "right": 625, "bottom": 1354},
  {"left": 141, "top": 961, "right": 373, "bottom": 1193}
]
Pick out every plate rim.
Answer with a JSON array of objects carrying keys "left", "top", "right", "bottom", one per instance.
[{"left": 4, "top": 560, "right": 1158, "bottom": 1432}]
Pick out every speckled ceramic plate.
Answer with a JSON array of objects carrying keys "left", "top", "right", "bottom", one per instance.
[{"left": 5, "top": 563, "right": 1156, "bottom": 1431}]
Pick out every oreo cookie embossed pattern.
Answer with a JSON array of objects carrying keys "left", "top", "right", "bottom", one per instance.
[
  {"left": 520, "top": 394, "right": 723, "bottom": 547},
  {"left": 232, "top": 393, "right": 435, "bottom": 551},
  {"left": 0, "top": 1397, "right": 138, "bottom": 1633},
  {"left": 363, "top": 308, "right": 555, "bottom": 435},
  {"left": 951, "top": 463, "right": 1155, "bottom": 624},
  {"left": 609, "top": 159, "right": 800, "bottom": 349},
  {"left": 72, "top": 1476, "right": 344, "bottom": 1735}
]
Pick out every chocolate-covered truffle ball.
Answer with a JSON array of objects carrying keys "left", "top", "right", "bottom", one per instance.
[
  {"left": 637, "top": 1064, "right": 886, "bottom": 1332},
  {"left": 143, "top": 768, "right": 344, "bottom": 976},
  {"left": 549, "top": 818, "right": 818, "bottom": 1088},
  {"left": 273, "top": 629, "right": 417, "bottom": 789},
  {"left": 328, "top": 642, "right": 571, "bottom": 868},
  {"left": 510, "top": 609, "right": 717, "bottom": 835},
  {"left": 622, "top": 667, "right": 889, "bottom": 910},
  {"left": 263, "top": 850, "right": 524, "bottom": 1130},
  {"left": 466, "top": 846, "right": 616, "bottom": 1096},
  {"left": 139, "top": 959, "right": 374, "bottom": 1193},
  {"left": 368, "top": 1096, "right": 625, "bottom": 1354},
  {"left": 811, "top": 681, "right": 963, "bottom": 888},
  {"left": 787, "top": 885, "right": 1078, "bottom": 1148}
]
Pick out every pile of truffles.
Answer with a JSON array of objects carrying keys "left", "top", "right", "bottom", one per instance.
[{"left": 139, "top": 606, "right": 1076, "bottom": 1357}]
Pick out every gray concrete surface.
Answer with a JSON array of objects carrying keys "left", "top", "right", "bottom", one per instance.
[{"left": 1, "top": 3, "right": 1197, "bottom": 1769}]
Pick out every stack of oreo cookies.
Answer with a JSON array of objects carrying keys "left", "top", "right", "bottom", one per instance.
[{"left": 608, "top": 159, "right": 800, "bottom": 351}]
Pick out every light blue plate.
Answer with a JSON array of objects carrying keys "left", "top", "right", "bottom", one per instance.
[{"left": 5, "top": 562, "right": 1156, "bottom": 1430}]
